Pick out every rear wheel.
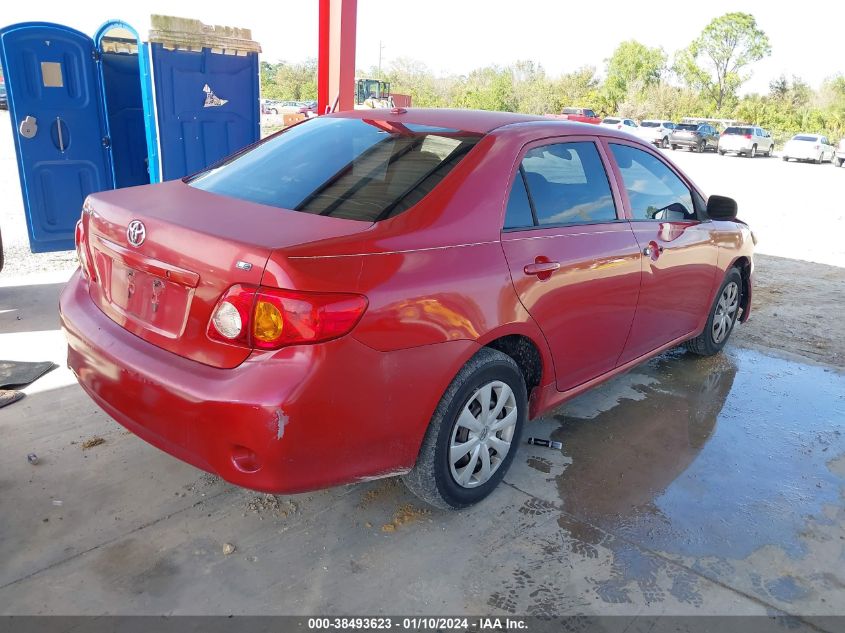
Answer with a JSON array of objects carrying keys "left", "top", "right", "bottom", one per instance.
[
  {"left": 835, "top": 157, "right": 844, "bottom": 167},
  {"left": 782, "top": 156, "right": 789, "bottom": 162},
  {"left": 687, "top": 268, "right": 742, "bottom": 357},
  {"left": 403, "top": 348, "right": 527, "bottom": 510},
  {"left": 671, "top": 144, "right": 678, "bottom": 150},
  {"left": 661, "top": 137, "right": 670, "bottom": 149},
  {"left": 696, "top": 140, "right": 704, "bottom": 153},
  {"left": 749, "top": 144, "right": 757, "bottom": 158}
]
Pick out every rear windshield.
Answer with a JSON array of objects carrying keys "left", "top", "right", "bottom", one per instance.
[
  {"left": 724, "top": 127, "right": 752, "bottom": 135},
  {"left": 793, "top": 135, "right": 817, "bottom": 142},
  {"left": 603, "top": 118, "right": 620, "bottom": 124},
  {"left": 640, "top": 121, "right": 660, "bottom": 127},
  {"left": 676, "top": 124, "right": 698, "bottom": 131},
  {"left": 188, "top": 117, "right": 482, "bottom": 222}
]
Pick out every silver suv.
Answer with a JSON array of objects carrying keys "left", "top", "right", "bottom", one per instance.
[{"left": 718, "top": 126, "right": 775, "bottom": 158}]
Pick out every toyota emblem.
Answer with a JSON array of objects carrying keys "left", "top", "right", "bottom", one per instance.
[{"left": 126, "top": 220, "right": 146, "bottom": 247}]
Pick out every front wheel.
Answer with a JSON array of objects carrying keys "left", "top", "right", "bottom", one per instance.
[
  {"left": 696, "top": 141, "right": 704, "bottom": 153},
  {"left": 687, "top": 268, "right": 742, "bottom": 357},
  {"left": 718, "top": 149, "right": 726, "bottom": 156},
  {"left": 782, "top": 156, "right": 789, "bottom": 162},
  {"left": 403, "top": 348, "right": 527, "bottom": 510},
  {"left": 835, "top": 157, "right": 844, "bottom": 167}
]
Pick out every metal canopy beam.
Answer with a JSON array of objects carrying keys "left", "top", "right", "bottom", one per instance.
[{"left": 317, "top": 0, "right": 357, "bottom": 114}]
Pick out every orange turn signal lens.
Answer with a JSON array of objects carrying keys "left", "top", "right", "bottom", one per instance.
[{"left": 253, "top": 300, "right": 284, "bottom": 343}]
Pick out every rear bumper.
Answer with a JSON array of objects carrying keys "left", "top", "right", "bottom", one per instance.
[
  {"left": 671, "top": 137, "right": 702, "bottom": 148},
  {"left": 719, "top": 140, "right": 752, "bottom": 153},
  {"left": 60, "top": 271, "right": 476, "bottom": 493}
]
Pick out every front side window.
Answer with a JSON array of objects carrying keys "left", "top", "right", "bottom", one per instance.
[
  {"left": 189, "top": 117, "right": 482, "bottom": 222},
  {"left": 515, "top": 142, "right": 617, "bottom": 227},
  {"left": 609, "top": 144, "right": 697, "bottom": 222}
]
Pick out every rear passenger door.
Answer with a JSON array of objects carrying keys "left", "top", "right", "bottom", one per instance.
[
  {"left": 605, "top": 140, "right": 718, "bottom": 363},
  {"left": 500, "top": 138, "right": 642, "bottom": 391}
]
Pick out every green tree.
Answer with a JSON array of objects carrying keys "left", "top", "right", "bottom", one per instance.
[
  {"left": 604, "top": 40, "right": 666, "bottom": 111},
  {"left": 674, "top": 12, "right": 771, "bottom": 113}
]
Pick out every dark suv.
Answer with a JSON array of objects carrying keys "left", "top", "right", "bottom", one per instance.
[{"left": 670, "top": 123, "right": 719, "bottom": 152}]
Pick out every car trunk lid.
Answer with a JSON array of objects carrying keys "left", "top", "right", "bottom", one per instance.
[{"left": 82, "top": 180, "right": 372, "bottom": 368}]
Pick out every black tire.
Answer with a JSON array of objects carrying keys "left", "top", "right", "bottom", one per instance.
[
  {"left": 782, "top": 156, "right": 789, "bottom": 162},
  {"left": 718, "top": 150, "right": 726, "bottom": 156},
  {"left": 749, "top": 144, "right": 757, "bottom": 158},
  {"left": 403, "top": 348, "right": 527, "bottom": 510},
  {"left": 671, "top": 144, "right": 678, "bottom": 150},
  {"left": 835, "top": 157, "right": 844, "bottom": 167},
  {"left": 696, "top": 141, "right": 704, "bottom": 153},
  {"left": 662, "top": 137, "right": 669, "bottom": 149},
  {"left": 687, "top": 268, "right": 743, "bottom": 357}
]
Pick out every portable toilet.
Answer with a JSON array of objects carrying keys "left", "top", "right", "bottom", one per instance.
[{"left": 0, "top": 15, "right": 261, "bottom": 253}]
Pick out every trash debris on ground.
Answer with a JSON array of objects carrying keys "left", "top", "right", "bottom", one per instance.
[
  {"left": 27, "top": 453, "right": 39, "bottom": 465},
  {"left": 527, "top": 437, "right": 563, "bottom": 449},
  {"left": 51, "top": 499, "right": 63, "bottom": 507},
  {"left": 222, "top": 543, "right": 236, "bottom": 555},
  {"left": 81, "top": 437, "right": 105, "bottom": 450},
  {"left": 0, "top": 389, "right": 25, "bottom": 409}
]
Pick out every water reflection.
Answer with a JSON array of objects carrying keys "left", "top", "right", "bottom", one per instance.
[{"left": 551, "top": 348, "right": 845, "bottom": 560}]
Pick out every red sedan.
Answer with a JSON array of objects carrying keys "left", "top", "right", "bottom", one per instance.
[{"left": 61, "top": 109, "right": 754, "bottom": 509}]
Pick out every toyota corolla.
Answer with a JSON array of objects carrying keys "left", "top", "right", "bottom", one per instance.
[{"left": 61, "top": 109, "right": 754, "bottom": 509}]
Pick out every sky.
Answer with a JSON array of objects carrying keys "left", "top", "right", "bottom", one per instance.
[{"left": 3, "top": 0, "right": 843, "bottom": 94}]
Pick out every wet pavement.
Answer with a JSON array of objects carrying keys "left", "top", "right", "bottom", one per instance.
[{"left": 1, "top": 286, "right": 844, "bottom": 622}]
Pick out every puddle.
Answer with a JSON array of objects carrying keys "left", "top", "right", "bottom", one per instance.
[{"left": 551, "top": 348, "right": 845, "bottom": 560}]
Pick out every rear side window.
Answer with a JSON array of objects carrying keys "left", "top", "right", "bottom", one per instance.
[
  {"left": 515, "top": 142, "right": 617, "bottom": 227},
  {"left": 189, "top": 117, "right": 482, "bottom": 222},
  {"left": 504, "top": 170, "right": 535, "bottom": 229},
  {"left": 609, "top": 144, "right": 697, "bottom": 221}
]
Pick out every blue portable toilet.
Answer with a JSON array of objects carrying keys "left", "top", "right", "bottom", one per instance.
[{"left": 0, "top": 15, "right": 261, "bottom": 253}]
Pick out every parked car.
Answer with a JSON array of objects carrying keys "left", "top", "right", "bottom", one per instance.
[
  {"left": 600, "top": 117, "right": 639, "bottom": 132},
  {"left": 62, "top": 109, "right": 754, "bottom": 510},
  {"left": 634, "top": 120, "right": 676, "bottom": 148},
  {"left": 548, "top": 107, "right": 602, "bottom": 125},
  {"left": 782, "top": 134, "right": 836, "bottom": 163},
  {"left": 670, "top": 123, "right": 719, "bottom": 152},
  {"left": 835, "top": 138, "right": 845, "bottom": 167},
  {"left": 718, "top": 126, "right": 775, "bottom": 157},
  {"left": 0, "top": 82, "right": 7, "bottom": 110}
]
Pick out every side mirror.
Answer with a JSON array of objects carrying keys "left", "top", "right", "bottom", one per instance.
[{"left": 706, "top": 195, "right": 737, "bottom": 221}]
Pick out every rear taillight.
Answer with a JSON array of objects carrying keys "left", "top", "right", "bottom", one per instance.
[
  {"left": 744, "top": 134, "right": 752, "bottom": 139},
  {"left": 814, "top": 144, "right": 821, "bottom": 149},
  {"left": 208, "top": 286, "right": 368, "bottom": 350}
]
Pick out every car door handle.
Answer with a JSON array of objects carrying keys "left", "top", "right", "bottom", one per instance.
[{"left": 524, "top": 261, "right": 560, "bottom": 276}]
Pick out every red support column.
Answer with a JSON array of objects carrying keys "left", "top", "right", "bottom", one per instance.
[{"left": 317, "top": 0, "right": 358, "bottom": 114}]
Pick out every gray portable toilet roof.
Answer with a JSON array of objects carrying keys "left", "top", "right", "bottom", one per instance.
[{"left": 148, "top": 15, "right": 262, "bottom": 54}]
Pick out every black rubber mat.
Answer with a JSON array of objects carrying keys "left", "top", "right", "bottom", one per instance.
[
  {"left": 0, "top": 360, "right": 58, "bottom": 390},
  {"left": 0, "top": 389, "right": 25, "bottom": 409}
]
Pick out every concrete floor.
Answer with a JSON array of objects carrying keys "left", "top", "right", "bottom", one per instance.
[{"left": 1, "top": 279, "right": 843, "bottom": 621}]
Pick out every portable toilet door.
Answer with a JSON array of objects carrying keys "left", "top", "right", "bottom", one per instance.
[
  {"left": 94, "top": 20, "right": 160, "bottom": 187},
  {"left": 0, "top": 20, "right": 158, "bottom": 252}
]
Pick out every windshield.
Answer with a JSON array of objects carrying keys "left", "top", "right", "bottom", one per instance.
[
  {"left": 189, "top": 117, "right": 482, "bottom": 222},
  {"left": 793, "top": 135, "right": 818, "bottom": 142}
]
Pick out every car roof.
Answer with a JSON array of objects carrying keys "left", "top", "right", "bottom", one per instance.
[
  {"left": 325, "top": 108, "right": 651, "bottom": 141},
  {"left": 327, "top": 108, "right": 547, "bottom": 134}
]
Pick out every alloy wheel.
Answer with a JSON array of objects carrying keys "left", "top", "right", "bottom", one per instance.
[
  {"left": 449, "top": 381, "right": 518, "bottom": 488},
  {"left": 712, "top": 281, "right": 739, "bottom": 344}
]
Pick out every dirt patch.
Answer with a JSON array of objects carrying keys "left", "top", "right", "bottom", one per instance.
[
  {"left": 243, "top": 494, "right": 298, "bottom": 520},
  {"left": 732, "top": 254, "right": 845, "bottom": 368},
  {"left": 358, "top": 477, "right": 401, "bottom": 507},
  {"left": 81, "top": 437, "right": 105, "bottom": 450},
  {"left": 381, "top": 504, "right": 430, "bottom": 532}
]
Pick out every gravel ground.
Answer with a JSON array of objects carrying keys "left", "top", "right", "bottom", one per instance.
[{"left": 1, "top": 110, "right": 842, "bottom": 367}]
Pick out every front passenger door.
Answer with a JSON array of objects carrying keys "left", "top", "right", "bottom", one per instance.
[
  {"left": 607, "top": 141, "right": 719, "bottom": 363},
  {"left": 500, "top": 139, "right": 642, "bottom": 391}
]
